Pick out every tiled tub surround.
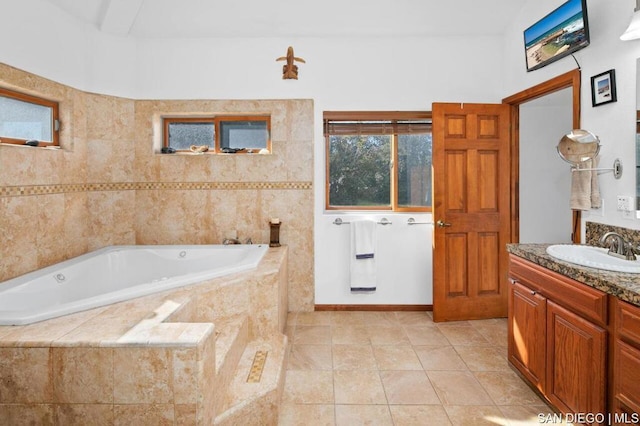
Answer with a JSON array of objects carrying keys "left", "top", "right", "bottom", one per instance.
[
  {"left": 0, "top": 62, "right": 314, "bottom": 312},
  {"left": 0, "top": 246, "right": 289, "bottom": 425}
]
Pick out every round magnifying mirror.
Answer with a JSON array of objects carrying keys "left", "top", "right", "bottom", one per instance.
[{"left": 556, "top": 129, "right": 600, "bottom": 165}]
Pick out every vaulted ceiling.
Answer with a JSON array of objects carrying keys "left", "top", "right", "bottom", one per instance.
[{"left": 44, "top": 0, "right": 527, "bottom": 38}]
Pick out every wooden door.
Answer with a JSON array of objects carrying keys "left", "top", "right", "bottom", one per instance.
[
  {"left": 508, "top": 278, "right": 546, "bottom": 393},
  {"left": 546, "top": 301, "right": 606, "bottom": 419},
  {"left": 432, "top": 103, "right": 511, "bottom": 322}
]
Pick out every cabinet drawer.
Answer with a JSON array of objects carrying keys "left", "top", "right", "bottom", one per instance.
[
  {"left": 616, "top": 299, "right": 640, "bottom": 346},
  {"left": 509, "top": 256, "right": 608, "bottom": 325}
]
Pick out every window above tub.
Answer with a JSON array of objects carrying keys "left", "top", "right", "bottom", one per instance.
[
  {"left": 163, "top": 115, "right": 271, "bottom": 154},
  {"left": 0, "top": 87, "right": 60, "bottom": 147}
]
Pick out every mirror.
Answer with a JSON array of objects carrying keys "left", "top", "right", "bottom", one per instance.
[{"left": 556, "top": 129, "right": 601, "bottom": 165}]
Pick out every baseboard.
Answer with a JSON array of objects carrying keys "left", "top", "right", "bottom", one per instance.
[{"left": 314, "top": 304, "right": 432, "bottom": 312}]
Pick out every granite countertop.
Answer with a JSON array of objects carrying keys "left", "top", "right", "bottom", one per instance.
[{"left": 507, "top": 243, "right": 640, "bottom": 307}]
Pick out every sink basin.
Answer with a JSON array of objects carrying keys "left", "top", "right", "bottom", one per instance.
[{"left": 546, "top": 244, "right": 640, "bottom": 273}]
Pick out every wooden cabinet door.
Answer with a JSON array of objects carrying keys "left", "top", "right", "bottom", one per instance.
[
  {"left": 612, "top": 339, "right": 640, "bottom": 422},
  {"left": 613, "top": 299, "right": 640, "bottom": 423},
  {"left": 546, "top": 301, "right": 607, "bottom": 419},
  {"left": 508, "top": 278, "right": 546, "bottom": 393}
]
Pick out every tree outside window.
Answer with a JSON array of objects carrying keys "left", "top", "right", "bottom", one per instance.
[{"left": 324, "top": 112, "right": 432, "bottom": 212}]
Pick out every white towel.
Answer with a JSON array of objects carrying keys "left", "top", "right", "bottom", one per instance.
[
  {"left": 350, "top": 220, "right": 376, "bottom": 292},
  {"left": 570, "top": 156, "right": 601, "bottom": 211}
]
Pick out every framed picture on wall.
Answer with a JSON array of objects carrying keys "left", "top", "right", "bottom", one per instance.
[{"left": 591, "top": 69, "right": 617, "bottom": 107}]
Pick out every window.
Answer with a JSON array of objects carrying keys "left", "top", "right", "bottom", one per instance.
[
  {"left": 324, "top": 111, "right": 432, "bottom": 211},
  {"left": 163, "top": 115, "right": 271, "bottom": 153},
  {"left": 0, "top": 87, "right": 59, "bottom": 147},
  {"left": 165, "top": 118, "right": 215, "bottom": 151}
]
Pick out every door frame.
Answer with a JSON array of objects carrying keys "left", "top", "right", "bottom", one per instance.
[{"left": 502, "top": 69, "right": 582, "bottom": 244}]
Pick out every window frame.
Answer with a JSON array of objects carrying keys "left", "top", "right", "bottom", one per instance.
[
  {"left": 0, "top": 87, "right": 60, "bottom": 147},
  {"left": 324, "top": 111, "right": 432, "bottom": 213},
  {"left": 163, "top": 115, "right": 271, "bottom": 154}
]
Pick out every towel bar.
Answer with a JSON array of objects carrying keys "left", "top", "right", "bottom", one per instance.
[
  {"left": 571, "top": 158, "right": 622, "bottom": 179},
  {"left": 407, "top": 218, "right": 433, "bottom": 225},
  {"left": 332, "top": 218, "right": 392, "bottom": 225}
]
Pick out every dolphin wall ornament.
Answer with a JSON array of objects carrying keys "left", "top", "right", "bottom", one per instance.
[{"left": 276, "top": 46, "right": 305, "bottom": 80}]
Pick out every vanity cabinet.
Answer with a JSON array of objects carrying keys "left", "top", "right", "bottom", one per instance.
[
  {"left": 612, "top": 299, "right": 640, "bottom": 418},
  {"left": 508, "top": 255, "right": 608, "bottom": 419}
]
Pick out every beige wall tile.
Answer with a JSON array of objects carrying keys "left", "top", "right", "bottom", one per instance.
[
  {"left": 113, "top": 347, "right": 173, "bottom": 404},
  {"left": 37, "top": 194, "right": 66, "bottom": 268},
  {"left": 55, "top": 404, "right": 114, "bottom": 426},
  {"left": 113, "top": 403, "right": 175, "bottom": 425},
  {"left": 0, "top": 403, "right": 55, "bottom": 425},
  {"left": 0, "top": 196, "right": 39, "bottom": 281},
  {"left": 0, "top": 65, "right": 315, "bottom": 312},
  {"left": 52, "top": 347, "right": 114, "bottom": 404},
  {"left": 0, "top": 348, "right": 52, "bottom": 403},
  {"left": 173, "top": 348, "right": 198, "bottom": 404}
]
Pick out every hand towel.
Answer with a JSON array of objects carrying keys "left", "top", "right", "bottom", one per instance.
[
  {"left": 350, "top": 220, "right": 376, "bottom": 292},
  {"left": 570, "top": 156, "right": 601, "bottom": 210}
]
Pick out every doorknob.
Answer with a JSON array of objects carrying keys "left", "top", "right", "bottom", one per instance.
[{"left": 436, "top": 220, "right": 452, "bottom": 228}]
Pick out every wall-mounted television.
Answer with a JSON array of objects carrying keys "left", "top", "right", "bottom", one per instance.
[{"left": 524, "top": 0, "right": 590, "bottom": 72}]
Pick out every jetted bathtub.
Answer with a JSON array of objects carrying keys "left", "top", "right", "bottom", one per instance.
[{"left": 0, "top": 244, "right": 268, "bottom": 326}]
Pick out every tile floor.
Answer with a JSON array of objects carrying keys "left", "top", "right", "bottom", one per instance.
[{"left": 278, "top": 311, "right": 560, "bottom": 426}]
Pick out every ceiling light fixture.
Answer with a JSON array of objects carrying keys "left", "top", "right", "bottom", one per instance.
[{"left": 621, "top": 0, "right": 640, "bottom": 40}]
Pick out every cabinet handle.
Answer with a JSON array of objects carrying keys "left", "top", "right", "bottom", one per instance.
[
  {"left": 509, "top": 278, "right": 518, "bottom": 285},
  {"left": 531, "top": 290, "right": 536, "bottom": 295}
]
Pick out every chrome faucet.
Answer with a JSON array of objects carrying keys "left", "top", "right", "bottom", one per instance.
[
  {"left": 599, "top": 232, "right": 637, "bottom": 260},
  {"left": 222, "top": 237, "right": 253, "bottom": 245},
  {"left": 222, "top": 238, "right": 242, "bottom": 245}
]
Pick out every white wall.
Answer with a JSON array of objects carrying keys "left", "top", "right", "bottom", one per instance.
[
  {"left": 0, "top": 0, "right": 136, "bottom": 97},
  {"left": 519, "top": 89, "right": 574, "bottom": 243},
  {"left": 503, "top": 0, "right": 640, "bottom": 233},
  {"left": 7, "top": 0, "right": 640, "bottom": 307}
]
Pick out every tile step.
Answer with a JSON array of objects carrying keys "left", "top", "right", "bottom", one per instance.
[
  {"left": 214, "top": 333, "right": 288, "bottom": 426},
  {"left": 213, "top": 314, "right": 249, "bottom": 415},
  {"left": 214, "top": 314, "right": 249, "bottom": 376}
]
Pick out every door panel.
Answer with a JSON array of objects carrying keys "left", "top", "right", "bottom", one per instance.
[
  {"left": 477, "top": 151, "right": 499, "bottom": 211},
  {"left": 445, "top": 151, "right": 466, "bottom": 212},
  {"left": 478, "top": 233, "right": 500, "bottom": 295},
  {"left": 433, "top": 103, "right": 511, "bottom": 322},
  {"left": 445, "top": 233, "right": 468, "bottom": 297}
]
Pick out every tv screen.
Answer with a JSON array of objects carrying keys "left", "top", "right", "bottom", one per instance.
[{"left": 524, "top": 0, "right": 590, "bottom": 72}]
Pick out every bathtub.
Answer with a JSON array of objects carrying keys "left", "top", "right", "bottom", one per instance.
[{"left": 0, "top": 244, "right": 269, "bottom": 326}]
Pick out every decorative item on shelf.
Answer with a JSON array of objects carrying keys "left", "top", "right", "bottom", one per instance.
[
  {"left": 269, "top": 218, "right": 281, "bottom": 247},
  {"left": 276, "top": 46, "right": 305, "bottom": 80},
  {"left": 221, "top": 147, "right": 245, "bottom": 154},
  {"left": 189, "top": 145, "right": 209, "bottom": 154},
  {"left": 161, "top": 147, "right": 176, "bottom": 154},
  {"left": 590, "top": 69, "right": 617, "bottom": 107}
]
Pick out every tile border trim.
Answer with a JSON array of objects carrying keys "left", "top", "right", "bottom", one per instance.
[{"left": 0, "top": 181, "right": 313, "bottom": 197}]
